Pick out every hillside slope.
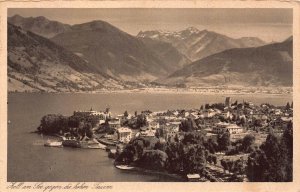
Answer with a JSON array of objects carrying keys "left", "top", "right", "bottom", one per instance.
[
  {"left": 51, "top": 20, "right": 186, "bottom": 82},
  {"left": 8, "top": 24, "right": 124, "bottom": 92},
  {"left": 159, "top": 37, "right": 292, "bottom": 87},
  {"left": 8, "top": 14, "right": 72, "bottom": 38}
]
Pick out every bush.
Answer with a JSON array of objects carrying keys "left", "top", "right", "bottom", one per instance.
[{"left": 138, "top": 150, "right": 168, "bottom": 171}]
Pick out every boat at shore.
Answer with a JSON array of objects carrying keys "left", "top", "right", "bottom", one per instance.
[
  {"left": 97, "top": 138, "right": 117, "bottom": 146},
  {"left": 44, "top": 140, "right": 63, "bottom": 147},
  {"left": 62, "top": 137, "right": 106, "bottom": 149},
  {"left": 115, "top": 165, "right": 135, "bottom": 170}
]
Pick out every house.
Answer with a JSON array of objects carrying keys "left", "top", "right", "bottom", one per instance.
[
  {"left": 220, "top": 111, "right": 231, "bottom": 119},
  {"left": 117, "top": 114, "right": 132, "bottom": 125},
  {"left": 212, "top": 122, "right": 243, "bottom": 134},
  {"left": 148, "top": 120, "right": 160, "bottom": 130},
  {"left": 165, "top": 129, "right": 178, "bottom": 141},
  {"left": 169, "top": 121, "right": 181, "bottom": 131},
  {"left": 73, "top": 109, "right": 111, "bottom": 125},
  {"left": 115, "top": 127, "right": 133, "bottom": 143},
  {"left": 140, "top": 127, "right": 156, "bottom": 137},
  {"left": 204, "top": 109, "right": 216, "bottom": 118},
  {"left": 225, "top": 124, "right": 244, "bottom": 134},
  {"left": 187, "top": 113, "right": 199, "bottom": 119},
  {"left": 213, "top": 122, "right": 229, "bottom": 134},
  {"left": 109, "top": 118, "right": 121, "bottom": 129},
  {"left": 274, "top": 109, "right": 283, "bottom": 116}
]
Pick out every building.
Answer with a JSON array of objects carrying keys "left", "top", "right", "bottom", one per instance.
[
  {"left": 225, "top": 124, "right": 244, "bottom": 134},
  {"left": 220, "top": 111, "right": 231, "bottom": 119},
  {"left": 117, "top": 114, "right": 131, "bottom": 125},
  {"left": 213, "top": 122, "right": 243, "bottom": 134},
  {"left": 140, "top": 126, "right": 156, "bottom": 137},
  {"left": 109, "top": 118, "right": 121, "bottom": 129},
  {"left": 169, "top": 121, "right": 181, "bottom": 131},
  {"left": 74, "top": 108, "right": 111, "bottom": 122},
  {"left": 204, "top": 109, "right": 216, "bottom": 118},
  {"left": 148, "top": 120, "right": 160, "bottom": 130},
  {"left": 213, "top": 122, "right": 229, "bottom": 134},
  {"left": 115, "top": 127, "right": 133, "bottom": 143}
]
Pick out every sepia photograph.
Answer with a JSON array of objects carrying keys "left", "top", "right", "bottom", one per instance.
[{"left": 4, "top": 5, "right": 295, "bottom": 185}]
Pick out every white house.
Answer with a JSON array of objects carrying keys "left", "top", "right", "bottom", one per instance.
[
  {"left": 204, "top": 109, "right": 216, "bottom": 118},
  {"left": 140, "top": 127, "right": 156, "bottom": 137},
  {"left": 109, "top": 118, "right": 121, "bottom": 129},
  {"left": 115, "top": 127, "right": 133, "bottom": 143},
  {"left": 148, "top": 120, "right": 160, "bottom": 130},
  {"left": 221, "top": 111, "right": 231, "bottom": 119},
  {"left": 213, "top": 122, "right": 243, "bottom": 134},
  {"left": 225, "top": 124, "right": 244, "bottom": 134}
]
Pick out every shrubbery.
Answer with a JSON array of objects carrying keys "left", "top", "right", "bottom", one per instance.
[{"left": 37, "top": 113, "right": 100, "bottom": 137}]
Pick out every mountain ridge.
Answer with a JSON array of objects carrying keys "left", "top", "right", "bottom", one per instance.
[
  {"left": 8, "top": 14, "right": 72, "bottom": 38},
  {"left": 7, "top": 15, "right": 292, "bottom": 91},
  {"left": 8, "top": 23, "right": 126, "bottom": 92},
  {"left": 51, "top": 20, "right": 190, "bottom": 82},
  {"left": 159, "top": 37, "right": 292, "bottom": 87},
  {"left": 137, "top": 28, "right": 266, "bottom": 61}
]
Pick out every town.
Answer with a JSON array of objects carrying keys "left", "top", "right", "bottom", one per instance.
[{"left": 37, "top": 97, "right": 293, "bottom": 182}]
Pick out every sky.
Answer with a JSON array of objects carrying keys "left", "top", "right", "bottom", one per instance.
[{"left": 8, "top": 8, "right": 292, "bottom": 42}]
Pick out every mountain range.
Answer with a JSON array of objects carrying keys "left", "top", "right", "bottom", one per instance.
[
  {"left": 159, "top": 37, "right": 293, "bottom": 87},
  {"left": 8, "top": 14, "right": 72, "bottom": 38},
  {"left": 7, "top": 15, "right": 293, "bottom": 92},
  {"left": 137, "top": 27, "right": 266, "bottom": 61},
  {"left": 51, "top": 20, "right": 189, "bottom": 82}
]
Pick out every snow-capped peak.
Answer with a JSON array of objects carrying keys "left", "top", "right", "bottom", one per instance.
[{"left": 184, "top": 27, "right": 200, "bottom": 33}]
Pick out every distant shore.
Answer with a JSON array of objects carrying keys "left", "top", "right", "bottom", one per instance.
[{"left": 8, "top": 87, "right": 293, "bottom": 96}]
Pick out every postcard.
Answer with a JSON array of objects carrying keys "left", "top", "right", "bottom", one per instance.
[{"left": 0, "top": 1, "right": 299, "bottom": 192}]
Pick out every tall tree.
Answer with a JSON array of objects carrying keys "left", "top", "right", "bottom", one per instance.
[
  {"left": 182, "top": 145, "right": 206, "bottom": 174},
  {"left": 124, "top": 110, "right": 129, "bottom": 118},
  {"left": 242, "top": 134, "right": 256, "bottom": 153},
  {"left": 286, "top": 102, "right": 291, "bottom": 110},
  {"left": 247, "top": 130, "right": 293, "bottom": 182},
  {"left": 179, "top": 118, "right": 197, "bottom": 132},
  {"left": 217, "top": 132, "right": 231, "bottom": 151}
]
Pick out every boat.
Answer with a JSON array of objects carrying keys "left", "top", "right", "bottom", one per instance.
[
  {"left": 87, "top": 144, "right": 106, "bottom": 149},
  {"left": 97, "top": 138, "right": 117, "bottom": 146},
  {"left": 62, "top": 137, "right": 106, "bottom": 149},
  {"left": 185, "top": 173, "right": 202, "bottom": 182},
  {"left": 44, "top": 140, "right": 63, "bottom": 147},
  {"left": 81, "top": 141, "right": 106, "bottom": 149},
  {"left": 115, "top": 165, "right": 135, "bottom": 170},
  {"left": 62, "top": 137, "right": 81, "bottom": 148}
]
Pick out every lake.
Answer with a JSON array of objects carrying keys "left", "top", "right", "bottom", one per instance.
[{"left": 7, "top": 92, "right": 292, "bottom": 182}]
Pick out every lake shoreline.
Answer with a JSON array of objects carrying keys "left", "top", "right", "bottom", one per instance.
[
  {"left": 114, "top": 163, "right": 186, "bottom": 181},
  {"left": 8, "top": 89, "right": 293, "bottom": 96}
]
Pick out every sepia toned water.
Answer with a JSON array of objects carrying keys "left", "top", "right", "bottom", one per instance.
[{"left": 7, "top": 92, "right": 292, "bottom": 182}]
